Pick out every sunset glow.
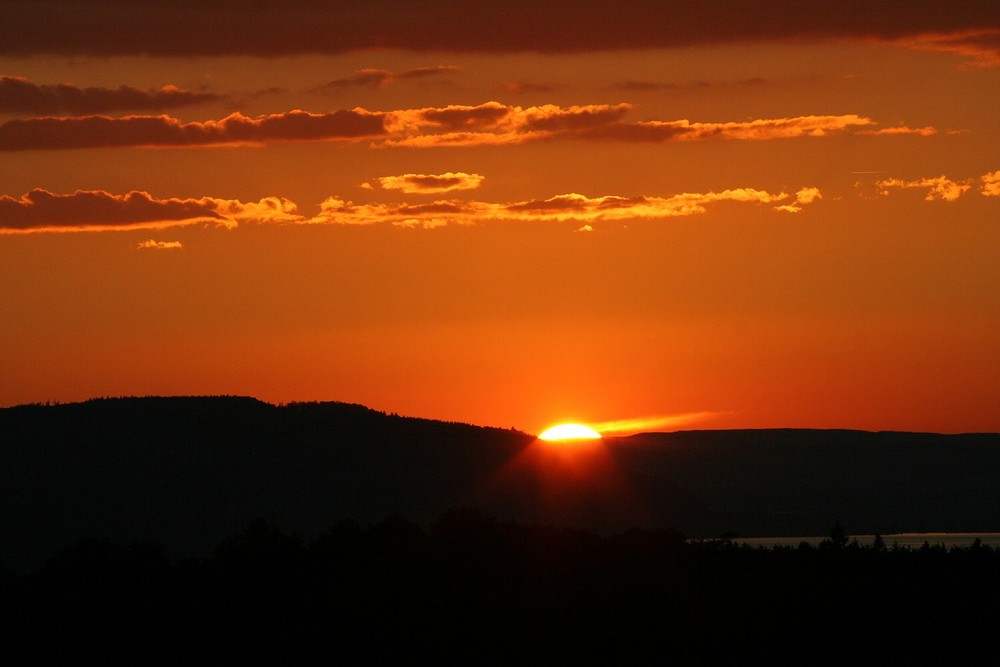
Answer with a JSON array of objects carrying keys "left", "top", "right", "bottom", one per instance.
[
  {"left": 538, "top": 424, "right": 602, "bottom": 441},
  {"left": 1, "top": 3, "right": 998, "bottom": 433}
]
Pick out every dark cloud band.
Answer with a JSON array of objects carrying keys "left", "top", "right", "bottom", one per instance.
[
  {"left": 0, "top": 109, "right": 386, "bottom": 151},
  {"left": 0, "top": 76, "right": 219, "bottom": 115},
  {"left": 0, "top": 103, "right": 923, "bottom": 151},
  {"left": 0, "top": 189, "right": 299, "bottom": 231},
  {"left": 1, "top": 1, "right": 997, "bottom": 56}
]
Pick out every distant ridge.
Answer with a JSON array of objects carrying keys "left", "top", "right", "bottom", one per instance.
[
  {"left": 609, "top": 428, "right": 1000, "bottom": 538},
  {"left": 6, "top": 394, "right": 523, "bottom": 433},
  {"left": 3, "top": 396, "right": 999, "bottom": 572},
  {"left": 1, "top": 396, "right": 532, "bottom": 572}
]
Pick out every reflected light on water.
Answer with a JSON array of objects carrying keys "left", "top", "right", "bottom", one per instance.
[{"left": 727, "top": 533, "right": 1000, "bottom": 548}]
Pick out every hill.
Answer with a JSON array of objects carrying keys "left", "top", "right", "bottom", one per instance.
[
  {"left": 0, "top": 396, "right": 530, "bottom": 571},
  {"left": 2, "top": 396, "right": 999, "bottom": 571},
  {"left": 609, "top": 429, "right": 1000, "bottom": 537}
]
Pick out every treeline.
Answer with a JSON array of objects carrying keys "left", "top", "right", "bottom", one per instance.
[
  {"left": 0, "top": 396, "right": 534, "bottom": 572},
  {"left": 6, "top": 397, "right": 1000, "bottom": 573},
  {"left": 3, "top": 509, "right": 999, "bottom": 663}
]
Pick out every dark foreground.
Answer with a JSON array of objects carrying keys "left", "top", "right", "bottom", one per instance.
[
  {"left": 4, "top": 397, "right": 1000, "bottom": 574},
  {"left": 3, "top": 509, "right": 998, "bottom": 664}
]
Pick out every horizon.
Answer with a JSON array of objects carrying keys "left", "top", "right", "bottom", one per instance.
[
  {"left": 4, "top": 396, "right": 998, "bottom": 567},
  {"left": 4, "top": 393, "right": 998, "bottom": 437},
  {"left": 2, "top": 3, "right": 998, "bottom": 434}
]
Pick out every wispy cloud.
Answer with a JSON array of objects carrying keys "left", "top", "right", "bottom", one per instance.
[
  {"left": 23, "top": 170, "right": 998, "bottom": 234},
  {"left": 315, "top": 66, "right": 461, "bottom": 90},
  {"left": 382, "top": 102, "right": 629, "bottom": 146},
  {"left": 136, "top": 239, "right": 183, "bottom": 250},
  {"left": 0, "top": 182, "right": 830, "bottom": 233},
  {"left": 876, "top": 175, "right": 972, "bottom": 201},
  {"left": 377, "top": 172, "right": 485, "bottom": 194},
  {"left": 381, "top": 103, "right": 912, "bottom": 148},
  {"left": 981, "top": 170, "right": 1000, "bottom": 196},
  {"left": 890, "top": 28, "right": 1000, "bottom": 67},
  {"left": 858, "top": 126, "right": 938, "bottom": 136},
  {"left": 578, "top": 114, "right": 878, "bottom": 143},
  {"left": 0, "top": 189, "right": 299, "bottom": 233},
  {"left": 774, "top": 187, "right": 823, "bottom": 213},
  {"left": 1, "top": 102, "right": 927, "bottom": 151},
  {"left": 0, "top": 109, "right": 386, "bottom": 151},
  {"left": 0, "top": 75, "right": 220, "bottom": 115},
  {"left": 308, "top": 187, "right": 821, "bottom": 227}
]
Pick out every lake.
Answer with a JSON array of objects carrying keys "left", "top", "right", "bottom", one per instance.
[{"left": 730, "top": 533, "right": 1000, "bottom": 548}]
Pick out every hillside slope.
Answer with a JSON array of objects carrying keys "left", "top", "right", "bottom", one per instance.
[{"left": 3, "top": 397, "right": 998, "bottom": 571}]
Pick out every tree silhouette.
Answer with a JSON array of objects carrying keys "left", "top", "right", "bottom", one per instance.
[{"left": 827, "top": 521, "right": 849, "bottom": 549}]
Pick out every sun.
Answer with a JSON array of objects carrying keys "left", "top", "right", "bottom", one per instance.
[{"left": 538, "top": 423, "right": 602, "bottom": 441}]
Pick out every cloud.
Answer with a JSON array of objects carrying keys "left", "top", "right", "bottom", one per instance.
[
  {"left": 0, "top": 189, "right": 300, "bottom": 233},
  {"left": 580, "top": 114, "right": 878, "bottom": 142},
  {"left": 378, "top": 172, "right": 485, "bottom": 194},
  {"left": 774, "top": 187, "right": 823, "bottom": 213},
  {"left": 391, "top": 217, "right": 449, "bottom": 230},
  {"left": 320, "top": 69, "right": 394, "bottom": 90},
  {"left": 981, "top": 171, "right": 1000, "bottom": 196},
  {"left": 521, "top": 103, "right": 632, "bottom": 132},
  {"left": 382, "top": 103, "right": 892, "bottom": 148},
  {"left": 136, "top": 239, "right": 182, "bottom": 249},
  {"left": 387, "top": 101, "right": 633, "bottom": 140},
  {"left": 316, "top": 66, "right": 461, "bottom": 90},
  {"left": 0, "top": 100, "right": 934, "bottom": 152},
  {"left": 890, "top": 28, "right": 1000, "bottom": 67},
  {"left": 2, "top": 183, "right": 826, "bottom": 233},
  {"left": 0, "top": 75, "right": 220, "bottom": 116},
  {"left": 396, "top": 65, "right": 463, "bottom": 79},
  {"left": 2, "top": 2, "right": 996, "bottom": 56},
  {"left": 390, "top": 101, "right": 517, "bottom": 132},
  {"left": 307, "top": 187, "right": 820, "bottom": 227},
  {"left": 857, "top": 126, "right": 938, "bottom": 136},
  {"left": 0, "top": 109, "right": 386, "bottom": 151},
  {"left": 876, "top": 176, "right": 972, "bottom": 201},
  {"left": 795, "top": 187, "right": 823, "bottom": 205},
  {"left": 308, "top": 197, "right": 468, "bottom": 229}
]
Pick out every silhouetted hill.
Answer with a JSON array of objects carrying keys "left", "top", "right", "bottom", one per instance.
[
  {"left": 608, "top": 429, "right": 1000, "bottom": 537},
  {"left": 2, "top": 397, "right": 999, "bottom": 571},
  {"left": 0, "top": 396, "right": 531, "bottom": 571}
]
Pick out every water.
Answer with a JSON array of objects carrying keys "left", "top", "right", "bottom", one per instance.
[{"left": 730, "top": 533, "right": 1000, "bottom": 549}]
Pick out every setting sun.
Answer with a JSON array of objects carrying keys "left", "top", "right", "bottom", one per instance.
[{"left": 538, "top": 423, "right": 602, "bottom": 441}]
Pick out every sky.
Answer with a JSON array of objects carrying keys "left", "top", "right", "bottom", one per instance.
[{"left": 1, "top": 1, "right": 999, "bottom": 434}]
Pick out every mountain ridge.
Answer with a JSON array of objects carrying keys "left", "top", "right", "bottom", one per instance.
[{"left": 3, "top": 396, "right": 998, "bottom": 572}]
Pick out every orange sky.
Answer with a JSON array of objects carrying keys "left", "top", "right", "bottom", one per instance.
[{"left": 2, "top": 2, "right": 999, "bottom": 433}]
